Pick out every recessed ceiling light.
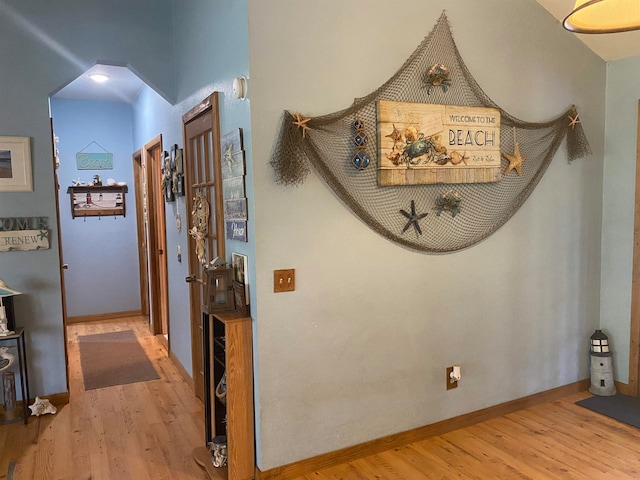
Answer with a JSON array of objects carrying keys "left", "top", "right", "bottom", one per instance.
[{"left": 89, "top": 74, "right": 109, "bottom": 83}]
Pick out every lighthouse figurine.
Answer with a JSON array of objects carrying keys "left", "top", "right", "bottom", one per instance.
[{"left": 589, "top": 329, "right": 616, "bottom": 396}]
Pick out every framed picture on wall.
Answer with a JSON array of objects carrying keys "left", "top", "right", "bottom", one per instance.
[
  {"left": 233, "top": 281, "right": 248, "bottom": 316},
  {"left": 0, "top": 136, "right": 32, "bottom": 192},
  {"left": 231, "top": 252, "right": 249, "bottom": 308}
]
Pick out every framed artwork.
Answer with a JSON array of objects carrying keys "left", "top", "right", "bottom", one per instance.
[
  {"left": 231, "top": 252, "right": 249, "bottom": 309},
  {"left": 233, "top": 281, "right": 248, "bottom": 316},
  {"left": 231, "top": 252, "right": 247, "bottom": 284},
  {"left": 0, "top": 136, "right": 32, "bottom": 192},
  {"left": 377, "top": 101, "right": 501, "bottom": 186},
  {"left": 226, "top": 220, "right": 247, "bottom": 242},
  {"left": 224, "top": 198, "right": 247, "bottom": 221},
  {"left": 67, "top": 185, "right": 128, "bottom": 218},
  {"left": 162, "top": 151, "right": 175, "bottom": 203}
]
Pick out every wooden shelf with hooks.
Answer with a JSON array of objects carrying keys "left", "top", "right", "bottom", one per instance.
[{"left": 67, "top": 185, "right": 128, "bottom": 219}]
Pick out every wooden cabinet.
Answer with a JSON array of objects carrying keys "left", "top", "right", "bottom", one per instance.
[{"left": 194, "top": 311, "right": 255, "bottom": 480}]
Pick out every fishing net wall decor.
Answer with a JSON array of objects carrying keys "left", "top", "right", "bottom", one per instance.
[{"left": 270, "top": 12, "right": 592, "bottom": 254}]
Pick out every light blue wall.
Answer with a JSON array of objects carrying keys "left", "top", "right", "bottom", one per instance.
[
  {"left": 51, "top": 98, "right": 140, "bottom": 318},
  {"left": 601, "top": 57, "right": 640, "bottom": 382},
  {"left": 248, "top": 0, "right": 606, "bottom": 469},
  {"left": 0, "top": 0, "right": 173, "bottom": 398},
  {"left": 131, "top": 0, "right": 253, "bottom": 377},
  {"left": 133, "top": 86, "right": 189, "bottom": 370},
  {"left": 0, "top": 0, "right": 621, "bottom": 473}
]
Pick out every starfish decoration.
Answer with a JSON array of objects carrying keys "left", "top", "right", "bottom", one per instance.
[
  {"left": 385, "top": 124, "right": 403, "bottom": 149},
  {"left": 292, "top": 112, "right": 311, "bottom": 138},
  {"left": 38, "top": 230, "right": 48, "bottom": 240},
  {"left": 224, "top": 143, "right": 234, "bottom": 165},
  {"left": 502, "top": 142, "right": 525, "bottom": 176},
  {"left": 72, "top": 178, "right": 85, "bottom": 186},
  {"left": 568, "top": 113, "right": 581, "bottom": 129},
  {"left": 400, "top": 200, "right": 428, "bottom": 235}
]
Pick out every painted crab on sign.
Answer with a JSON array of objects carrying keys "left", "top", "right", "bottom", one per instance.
[{"left": 385, "top": 125, "right": 468, "bottom": 168}]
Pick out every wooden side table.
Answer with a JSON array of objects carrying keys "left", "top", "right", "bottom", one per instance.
[{"left": 0, "top": 328, "right": 30, "bottom": 424}]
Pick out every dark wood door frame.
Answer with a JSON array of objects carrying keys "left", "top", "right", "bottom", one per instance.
[
  {"left": 133, "top": 149, "right": 150, "bottom": 318},
  {"left": 51, "top": 118, "right": 70, "bottom": 392},
  {"left": 144, "top": 135, "right": 170, "bottom": 348}
]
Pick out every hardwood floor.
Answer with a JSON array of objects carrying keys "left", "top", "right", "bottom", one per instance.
[
  {"left": 0, "top": 316, "right": 206, "bottom": 480},
  {"left": 4, "top": 317, "right": 640, "bottom": 479},
  {"left": 290, "top": 391, "right": 640, "bottom": 480}
]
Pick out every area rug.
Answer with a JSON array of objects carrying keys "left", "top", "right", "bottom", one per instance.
[
  {"left": 78, "top": 329, "right": 160, "bottom": 390},
  {"left": 576, "top": 394, "right": 640, "bottom": 428}
]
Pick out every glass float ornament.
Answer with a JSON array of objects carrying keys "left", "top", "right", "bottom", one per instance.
[{"left": 352, "top": 118, "right": 370, "bottom": 170}]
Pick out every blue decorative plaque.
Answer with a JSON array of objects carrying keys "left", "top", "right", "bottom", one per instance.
[{"left": 76, "top": 152, "right": 113, "bottom": 170}]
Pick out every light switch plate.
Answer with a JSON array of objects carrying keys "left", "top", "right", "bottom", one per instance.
[{"left": 274, "top": 269, "right": 295, "bottom": 292}]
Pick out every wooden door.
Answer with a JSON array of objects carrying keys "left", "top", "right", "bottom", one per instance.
[
  {"left": 144, "top": 135, "right": 170, "bottom": 346},
  {"left": 183, "top": 92, "right": 225, "bottom": 402},
  {"left": 133, "top": 149, "right": 150, "bottom": 317}
]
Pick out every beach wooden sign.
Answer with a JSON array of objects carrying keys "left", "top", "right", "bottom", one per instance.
[
  {"left": 0, "top": 230, "right": 49, "bottom": 251},
  {"left": 377, "top": 101, "right": 501, "bottom": 186}
]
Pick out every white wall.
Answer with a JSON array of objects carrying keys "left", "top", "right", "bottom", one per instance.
[
  {"left": 248, "top": 0, "right": 606, "bottom": 470},
  {"left": 601, "top": 57, "right": 640, "bottom": 382}
]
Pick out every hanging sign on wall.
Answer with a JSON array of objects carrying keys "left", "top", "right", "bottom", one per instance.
[
  {"left": 0, "top": 230, "right": 49, "bottom": 251},
  {"left": 0, "top": 217, "right": 50, "bottom": 251},
  {"left": 76, "top": 152, "right": 113, "bottom": 170},
  {"left": 377, "top": 101, "right": 501, "bottom": 186},
  {"left": 75, "top": 141, "right": 113, "bottom": 170},
  {"left": 222, "top": 129, "right": 248, "bottom": 242}
]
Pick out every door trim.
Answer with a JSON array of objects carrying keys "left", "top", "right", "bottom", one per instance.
[
  {"left": 629, "top": 99, "right": 640, "bottom": 396},
  {"left": 51, "top": 118, "right": 70, "bottom": 392},
  {"left": 144, "top": 135, "right": 170, "bottom": 345},
  {"left": 133, "top": 148, "right": 150, "bottom": 317}
]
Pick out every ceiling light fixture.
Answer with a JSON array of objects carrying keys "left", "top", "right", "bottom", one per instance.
[
  {"left": 89, "top": 74, "right": 109, "bottom": 83},
  {"left": 564, "top": 0, "right": 640, "bottom": 34}
]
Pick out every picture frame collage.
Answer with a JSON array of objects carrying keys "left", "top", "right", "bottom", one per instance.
[
  {"left": 162, "top": 143, "right": 184, "bottom": 203},
  {"left": 222, "top": 129, "right": 248, "bottom": 242}
]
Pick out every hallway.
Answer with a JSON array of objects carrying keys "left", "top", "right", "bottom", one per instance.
[{"left": 0, "top": 317, "right": 205, "bottom": 479}]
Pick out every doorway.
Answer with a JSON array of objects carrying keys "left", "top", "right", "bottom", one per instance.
[
  {"left": 142, "top": 135, "right": 170, "bottom": 349},
  {"left": 132, "top": 148, "right": 150, "bottom": 319},
  {"left": 50, "top": 64, "right": 174, "bottom": 397}
]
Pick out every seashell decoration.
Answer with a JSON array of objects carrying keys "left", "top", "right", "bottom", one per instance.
[{"left": 29, "top": 396, "right": 57, "bottom": 416}]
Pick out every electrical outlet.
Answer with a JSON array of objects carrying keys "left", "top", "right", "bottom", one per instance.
[
  {"left": 446, "top": 366, "right": 458, "bottom": 390},
  {"left": 274, "top": 269, "right": 295, "bottom": 292}
]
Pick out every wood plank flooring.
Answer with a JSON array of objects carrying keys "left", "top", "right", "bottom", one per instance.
[
  {"left": 4, "top": 316, "right": 640, "bottom": 479},
  {"left": 0, "top": 317, "right": 206, "bottom": 480},
  {"left": 290, "top": 391, "right": 640, "bottom": 480}
]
